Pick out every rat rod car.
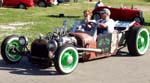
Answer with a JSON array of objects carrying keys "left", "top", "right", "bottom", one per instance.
[
  {"left": 1, "top": 20, "right": 149, "bottom": 74},
  {"left": 92, "top": 6, "right": 145, "bottom": 24}
]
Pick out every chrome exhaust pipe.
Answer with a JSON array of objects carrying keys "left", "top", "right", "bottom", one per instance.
[{"left": 76, "top": 48, "right": 102, "bottom": 53}]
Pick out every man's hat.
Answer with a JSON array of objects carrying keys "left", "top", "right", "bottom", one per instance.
[{"left": 100, "top": 8, "right": 111, "bottom": 15}]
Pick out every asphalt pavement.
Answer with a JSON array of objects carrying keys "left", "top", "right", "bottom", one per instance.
[{"left": 0, "top": 47, "right": 150, "bottom": 83}]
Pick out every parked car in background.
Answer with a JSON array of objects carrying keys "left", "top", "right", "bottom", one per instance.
[
  {"left": 0, "top": 0, "right": 3, "bottom": 7},
  {"left": 92, "top": 6, "right": 145, "bottom": 24},
  {"left": 57, "top": 0, "right": 70, "bottom": 3},
  {"left": 34, "top": 0, "right": 58, "bottom": 7},
  {"left": 2, "top": 0, "right": 34, "bottom": 9}
]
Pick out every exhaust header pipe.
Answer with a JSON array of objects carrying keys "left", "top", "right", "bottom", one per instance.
[{"left": 76, "top": 48, "right": 102, "bottom": 53}]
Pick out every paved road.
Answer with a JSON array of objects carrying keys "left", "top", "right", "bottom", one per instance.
[{"left": 0, "top": 47, "right": 150, "bottom": 83}]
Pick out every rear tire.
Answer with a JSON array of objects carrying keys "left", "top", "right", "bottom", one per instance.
[
  {"left": 1, "top": 35, "right": 24, "bottom": 63},
  {"left": 126, "top": 27, "right": 149, "bottom": 56},
  {"left": 37, "top": 0, "right": 47, "bottom": 7},
  {"left": 18, "top": 3, "right": 27, "bottom": 9},
  {"left": 54, "top": 45, "right": 78, "bottom": 74}
]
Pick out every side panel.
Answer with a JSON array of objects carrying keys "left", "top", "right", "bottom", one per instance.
[
  {"left": 70, "top": 32, "right": 97, "bottom": 60},
  {"left": 97, "top": 33, "right": 118, "bottom": 55},
  {"left": 110, "top": 32, "right": 118, "bottom": 55},
  {"left": 70, "top": 32, "right": 118, "bottom": 61},
  {"left": 97, "top": 33, "right": 112, "bottom": 54},
  {"left": 3, "top": 0, "right": 19, "bottom": 6},
  {"left": 21, "top": 0, "right": 34, "bottom": 7}
]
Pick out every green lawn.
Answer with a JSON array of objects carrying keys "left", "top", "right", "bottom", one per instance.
[{"left": 0, "top": 0, "right": 150, "bottom": 43}]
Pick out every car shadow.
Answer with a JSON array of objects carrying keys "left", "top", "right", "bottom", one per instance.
[
  {"left": 144, "top": 22, "right": 150, "bottom": 26},
  {"left": 114, "top": 51, "right": 131, "bottom": 57},
  {"left": 0, "top": 49, "right": 147, "bottom": 76},
  {"left": 0, "top": 57, "right": 60, "bottom": 76},
  {"left": 46, "top": 14, "right": 81, "bottom": 19},
  {"left": 112, "top": 50, "right": 142, "bottom": 57}
]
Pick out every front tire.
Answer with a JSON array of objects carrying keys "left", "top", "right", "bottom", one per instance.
[
  {"left": 54, "top": 45, "right": 78, "bottom": 74},
  {"left": 126, "top": 27, "right": 149, "bottom": 56},
  {"left": 1, "top": 35, "right": 24, "bottom": 63}
]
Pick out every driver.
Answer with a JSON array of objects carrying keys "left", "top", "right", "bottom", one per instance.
[{"left": 97, "top": 8, "right": 115, "bottom": 34}]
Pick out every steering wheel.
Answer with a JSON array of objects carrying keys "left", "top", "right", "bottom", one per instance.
[{"left": 84, "top": 21, "right": 97, "bottom": 31}]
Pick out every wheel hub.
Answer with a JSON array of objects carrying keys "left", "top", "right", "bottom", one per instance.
[
  {"left": 140, "top": 37, "right": 145, "bottom": 45},
  {"left": 67, "top": 55, "right": 73, "bottom": 65}
]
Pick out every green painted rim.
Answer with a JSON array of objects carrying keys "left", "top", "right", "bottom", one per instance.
[
  {"left": 136, "top": 28, "right": 149, "bottom": 54},
  {"left": 5, "top": 37, "right": 24, "bottom": 62},
  {"left": 59, "top": 47, "right": 78, "bottom": 73}
]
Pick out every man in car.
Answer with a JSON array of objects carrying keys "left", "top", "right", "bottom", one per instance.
[{"left": 97, "top": 8, "right": 115, "bottom": 34}]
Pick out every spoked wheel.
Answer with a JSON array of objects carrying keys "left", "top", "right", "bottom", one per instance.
[
  {"left": 127, "top": 27, "right": 149, "bottom": 56},
  {"left": 54, "top": 45, "right": 78, "bottom": 74},
  {"left": 1, "top": 35, "right": 24, "bottom": 63}
]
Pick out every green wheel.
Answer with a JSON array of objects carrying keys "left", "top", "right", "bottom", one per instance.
[
  {"left": 1, "top": 35, "right": 24, "bottom": 63},
  {"left": 54, "top": 45, "right": 78, "bottom": 74},
  {"left": 127, "top": 27, "right": 149, "bottom": 56}
]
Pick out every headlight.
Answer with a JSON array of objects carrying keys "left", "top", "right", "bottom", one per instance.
[
  {"left": 19, "top": 36, "right": 28, "bottom": 46},
  {"left": 48, "top": 40, "right": 58, "bottom": 53}
]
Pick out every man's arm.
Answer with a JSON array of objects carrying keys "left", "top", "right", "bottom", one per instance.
[{"left": 98, "top": 23, "right": 108, "bottom": 28}]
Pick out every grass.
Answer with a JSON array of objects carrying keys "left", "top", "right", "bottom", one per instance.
[{"left": 0, "top": 0, "right": 150, "bottom": 43}]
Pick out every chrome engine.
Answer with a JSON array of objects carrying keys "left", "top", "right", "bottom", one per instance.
[
  {"left": 29, "top": 27, "right": 77, "bottom": 67},
  {"left": 58, "top": 36, "right": 77, "bottom": 46}
]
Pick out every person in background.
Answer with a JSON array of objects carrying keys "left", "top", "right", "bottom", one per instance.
[
  {"left": 74, "top": 0, "right": 78, "bottom": 3},
  {"left": 95, "top": 0, "right": 104, "bottom": 8},
  {"left": 79, "top": 9, "right": 95, "bottom": 30},
  {"left": 80, "top": 9, "right": 93, "bottom": 24},
  {"left": 121, "top": 4, "right": 127, "bottom": 9},
  {"left": 53, "top": 0, "right": 58, "bottom": 5},
  {"left": 97, "top": 8, "right": 115, "bottom": 34}
]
